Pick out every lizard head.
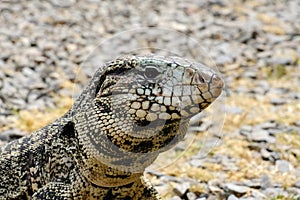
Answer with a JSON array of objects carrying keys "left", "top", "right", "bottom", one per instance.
[
  {"left": 95, "top": 56, "right": 223, "bottom": 151},
  {"left": 75, "top": 56, "right": 223, "bottom": 172}
]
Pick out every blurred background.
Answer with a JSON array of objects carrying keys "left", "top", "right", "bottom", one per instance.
[{"left": 0, "top": 0, "right": 299, "bottom": 199}]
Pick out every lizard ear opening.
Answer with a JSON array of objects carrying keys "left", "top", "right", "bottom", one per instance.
[
  {"left": 95, "top": 75, "right": 106, "bottom": 97},
  {"left": 95, "top": 67, "right": 134, "bottom": 97},
  {"left": 60, "top": 121, "right": 75, "bottom": 139},
  {"left": 94, "top": 61, "right": 135, "bottom": 97}
]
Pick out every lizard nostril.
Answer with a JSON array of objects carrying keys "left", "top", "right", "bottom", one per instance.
[
  {"left": 192, "top": 73, "right": 205, "bottom": 84},
  {"left": 199, "top": 75, "right": 205, "bottom": 83}
]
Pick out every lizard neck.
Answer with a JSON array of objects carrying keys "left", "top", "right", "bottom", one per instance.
[
  {"left": 75, "top": 129, "right": 159, "bottom": 187},
  {"left": 76, "top": 153, "right": 143, "bottom": 187}
]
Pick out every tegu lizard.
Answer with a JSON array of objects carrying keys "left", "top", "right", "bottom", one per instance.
[{"left": 0, "top": 56, "right": 223, "bottom": 199}]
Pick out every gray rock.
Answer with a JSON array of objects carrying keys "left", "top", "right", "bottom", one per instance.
[
  {"left": 13, "top": 55, "right": 30, "bottom": 67},
  {"left": 160, "top": 175, "right": 181, "bottom": 183},
  {"left": 155, "top": 184, "right": 170, "bottom": 197},
  {"left": 208, "top": 180, "right": 223, "bottom": 193},
  {"left": 256, "top": 81, "right": 270, "bottom": 93},
  {"left": 167, "top": 196, "right": 181, "bottom": 200},
  {"left": 267, "top": 48, "right": 297, "bottom": 65},
  {"left": 186, "top": 192, "right": 197, "bottom": 200},
  {"left": 196, "top": 198, "right": 206, "bottom": 200},
  {"left": 249, "top": 130, "right": 276, "bottom": 143},
  {"left": 9, "top": 98, "right": 27, "bottom": 110},
  {"left": 257, "top": 51, "right": 272, "bottom": 59},
  {"left": 260, "top": 174, "right": 271, "bottom": 189},
  {"left": 294, "top": 179, "right": 300, "bottom": 188},
  {"left": 286, "top": 187, "right": 300, "bottom": 196},
  {"left": 2, "top": 81, "right": 17, "bottom": 97},
  {"left": 243, "top": 179, "right": 261, "bottom": 189},
  {"left": 239, "top": 197, "right": 256, "bottom": 200},
  {"left": 227, "top": 194, "right": 239, "bottom": 200},
  {"left": 87, "top": 0, "right": 102, "bottom": 2},
  {"left": 250, "top": 189, "right": 266, "bottom": 199},
  {"left": 240, "top": 125, "right": 253, "bottom": 133},
  {"left": 266, "top": 34, "right": 290, "bottom": 44},
  {"left": 243, "top": 70, "right": 258, "bottom": 79},
  {"left": 49, "top": 0, "right": 76, "bottom": 8},
  {"left": 293, "top": 121, "right": 300, "bottom": 127},
  {"left": 260, "top": 148, "right": 281, "bottom": 162},
  {"left": 0, "top": 129, "right": 26, "bottom": 142},
  {"left": 268, "top": 87, "right": 290, "bottom": 95},
  {"left": 239, "top": 125, "right": 253, "bottom": 137},
  {"left": 251, "top": 87, "right": 267, "bottom": 95},
  {"left": 190, "top": 159, "right": 205, "bottom": 168},
  {"left": 256, "top": 121, "right": 278, "bottom": 130},
  {"left": 269, "top": 98, "right": 287, "bottom": 106},
  {"left": 173, "top": 182, "right": 190, "bottom": 196},
  {"left": 235, "top": 86, "right": 250, "bottom": 94},
  {"left": 206, "top": 195, "right": 218, "bottom": 200},
  {"left": 225, "top": 183, "right": 249, "bottom": 194},
  {"left": 215, "top": 55, "right": 233, "bottom": 65},
  {"left": 289, "top": 92, "right": 300, "bottom": 100},
  {"left": 275, "top": 160, "right": 293, "bottom": 173},
  {"left": 188, "top": 121, "right": 213, "bottom": 132},
  {"left": 225, "top": 106, "right": 243, "bottom": 114}
]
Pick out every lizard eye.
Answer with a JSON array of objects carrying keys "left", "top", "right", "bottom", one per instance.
[{"left": 144, "top": 66, "right": 160, "bottom": 79}]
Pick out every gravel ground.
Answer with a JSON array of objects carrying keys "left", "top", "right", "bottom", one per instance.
[{"left": 0, "top": 0, "right": 300, "bottom": 199}]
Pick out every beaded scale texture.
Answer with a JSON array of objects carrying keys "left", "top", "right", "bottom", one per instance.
[{"left": 0, "top": 56, "right": 223, "bottom": 199}]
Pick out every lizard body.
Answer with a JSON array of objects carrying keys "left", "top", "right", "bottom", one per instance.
[{"left": 0, "top": 56, "right": 223, "bottom": 199}]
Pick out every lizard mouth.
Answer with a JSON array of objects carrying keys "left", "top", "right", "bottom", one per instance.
[{"left": 97, "top": 88, "right": 216, "bottom": 119}]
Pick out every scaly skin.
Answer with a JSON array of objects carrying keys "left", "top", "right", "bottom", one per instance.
[{"left": 0, "top": 56, "right": 223, "bottom": 199}]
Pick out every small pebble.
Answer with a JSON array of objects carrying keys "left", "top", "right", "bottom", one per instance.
[
  {"left": 227, "top": 194, "right": 239, "bottom": 200},
  {"left": 275, "top": 160, "right": 293, "bottom": 173},
  {"left": 225, "top": 183, "right": 249, "bottom": 195}
]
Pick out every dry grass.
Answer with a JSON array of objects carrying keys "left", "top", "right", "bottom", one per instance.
[{"left": 15, "top": 95, "right": 73, "bottom": 133}]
